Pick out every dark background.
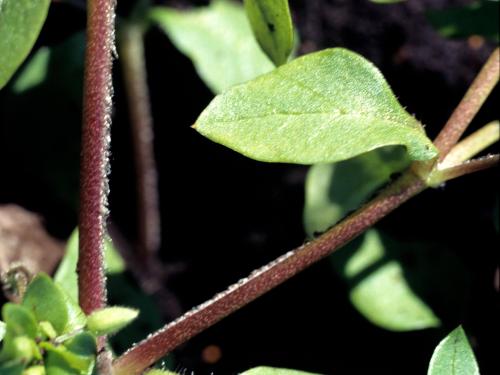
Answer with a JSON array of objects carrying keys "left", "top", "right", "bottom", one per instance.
[{"left": 0, "top": 0, "right": 498, "bottom": 374}]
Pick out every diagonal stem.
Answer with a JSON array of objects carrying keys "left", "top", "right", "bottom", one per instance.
[
  {"left": 77, "top": 0, "right": 116, "bottom": 320},
  {"left": 433, "top": 47, "right": 499, "bottom": 161},
  {"left": 113, "top": 171, "right": 426, "bottom": 374}
]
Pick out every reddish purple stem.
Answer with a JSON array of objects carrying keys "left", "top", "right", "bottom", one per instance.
[{"left": 77, "top": 0, "right": 115, "bottom": 317}]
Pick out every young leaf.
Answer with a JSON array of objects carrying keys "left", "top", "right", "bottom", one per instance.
[
  {"left": 22, "top": 273, "right": 85, "bottom": 335},
  {"left": 427, "top": 326, "right": 480, "bottom": 375},
  {"left": 243, "top": 0, "right": 294, "bottom": 66},
  {"left": 41, "top": 342, "right": 95, "bottom": 374},
  {"left": 242, "top": 367, "right": 319, "bottom": 375},
  {"left": 0, "top": 0, "right": 51, "bottom": 89},
  {"left": 194, "top": 48, "right": 437, "bottom": 164},
  {"left": 86, "top": 307, "right": 139, "bottom": 336},
  {"left": 150, "top": 0, "right": 274, "bottom": 93},
  {"left": 1, "top": 304, "right": 38, "bottom": 339}
]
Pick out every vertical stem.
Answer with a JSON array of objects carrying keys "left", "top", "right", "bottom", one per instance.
[
  {"left": 433, "top": 48, "right": 499, "bottom": 160},
  {"left": 119, "top": 23, "right": 161, "bottom": 263},
  {"left": 78, "top": 0, "right": 116, "bottom": 318}
]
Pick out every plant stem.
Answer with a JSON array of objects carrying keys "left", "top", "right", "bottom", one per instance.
[
  {"left": 119, "top": 22, "right": 161, "bottom": 263},
  {"left": 440, "top": 121, "right": 499, "bottom": 168},
  {"left": 77, "top": 0, "right": 116, "bottom": 318},
  {"left": 432, "top": 155, "right": 499, "bottom": 185},
  {"left": 113, "top": 171, "right": 426, "bottom": 375},
  {"left": 433, "top": 47, "right": 499, "bottom": 161}
]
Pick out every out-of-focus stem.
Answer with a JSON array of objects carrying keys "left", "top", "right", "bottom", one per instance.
[
  {"left": 440, "top": 121, "right": 499, "bottom": 168},
  {"left": 433, "top": 48, "right": 499, "bottom": 160},
  {"left": 119, "top": 23, "right": 161, "bottom": 262},
  {"left": 432, "top": 155, "right": 499, "bottom": 186}
]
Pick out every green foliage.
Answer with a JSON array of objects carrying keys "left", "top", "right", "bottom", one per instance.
[
  {"left": 243, "top": 0, "right": 294, "bottom": 66},
  {"left": 54, "top": 229, "right": 125, "bottom": 303},
  {"left": 150, "top": 0, "right": 274, "bottom": 93},
  {"left": 334, "top": 230, "right": 440, "bottom": 331},
  {"left": 242, "top": 367, "right": 319, "bottom": 375},
  {"left": 86, "top": 307, "right": 139, "bottom": 336},
  {"left": 195, "top": 48, "right": 437, "bottom": 164},
  {"left": 22, "top": 274, "right": 85, "bottom": 335},
  {"left": 426, "top": 0, "right": 499, "bottom": 41},
  {"left": 427, "top": 326, "right": 479, "bottom": 375},
  {"left": 0, "top": 272, "right": 139, "bottom": 373},
  {"left": 0, "top": 0, "right": 51, "bottom": 89},
  {"left": 304, "top": 147, "right": 409, "bottom": 236}
]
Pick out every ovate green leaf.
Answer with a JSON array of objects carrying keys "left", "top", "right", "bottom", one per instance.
[
  {"left": 195, "top": 48, "right": 437, "bottom": 164},
  {"left": 427, "top": 326, "right": 479, "bottom": 375},
  {"left": 241, "top": 367, "right": 319, "bottom": 375},
  {"left": 243, "top": 0, "right": 294, "bottom": 66},
  {"left": 0, "top": 0, "right": 51, "bottom": 89},
  {"left": 150, "top": 0, "right": 274, "bottom": 93}
]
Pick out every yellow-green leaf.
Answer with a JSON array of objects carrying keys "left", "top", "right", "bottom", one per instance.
[{"left": 195, "top": 48, "right": 437, "bottom": 164}]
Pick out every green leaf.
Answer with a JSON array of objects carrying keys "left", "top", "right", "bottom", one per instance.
[
  {"left": 241, "top": 367, "right": 319, "bottom": 375},
  {"left": 304, "top": 147, "right": 409, "bottom": 236},
  {"left": 1, "top": 304, "right": 38, "bottom": 339},
  {"left": 427, "top": 326, "right": 480, "bottom": 375},
  {"left": 426, "top": 0, "right": 499, "bottom": 41},
  {"left": 150, "top": 0, "right": 274, "bottom": 93},
  {"left": 41, "top": 342, "right": 95, "bottom": 374},
  {"left": 333, "top": 230, "right": 440, "bottom": 331},
  {"left": 54, "top": 229, "right": 125, "bottom": 303},
  {"left": 194, "top": 48, "right": 437, "bottom": 164},
  {"left": 63, "top": 332, "right": 97, "bottom": 358},
  {"left": 11, "top": 47, "right": 51, "bottom": 93},
  {"left": 0, "top": 361, "right": 25, "bottom": 375},
  {"left": 0, "top": 0, "right": 51, "bottom": 89},
  {"left": 243, "top": 0, "right": 294, "bottom": 66},
  {"left": 22, "top": 274, "right": 85, "bottom": 335},
  {"left": 86, "top": 307, "right": 139, "bottom": 336}
]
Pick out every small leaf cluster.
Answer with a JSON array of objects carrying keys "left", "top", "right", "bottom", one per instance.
[{"left": 0, "top": 274, "right": 138, "bottom": 375}]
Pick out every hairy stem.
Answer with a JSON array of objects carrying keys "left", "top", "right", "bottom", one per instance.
[
  {"left": 119, "top": 22, "right": 161, "bottom": 263},
  {"left": 77, "top": 0, "right": 115, "bottom": 318},
  {"left": 440, "top": 121, "right": 499, "bottom": 168},
  {"left": 433, "top": 47, "right": 499, "bottom": 160},
  {"left": 113, "top": 171, "right": 426, "bottom": 374}
]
